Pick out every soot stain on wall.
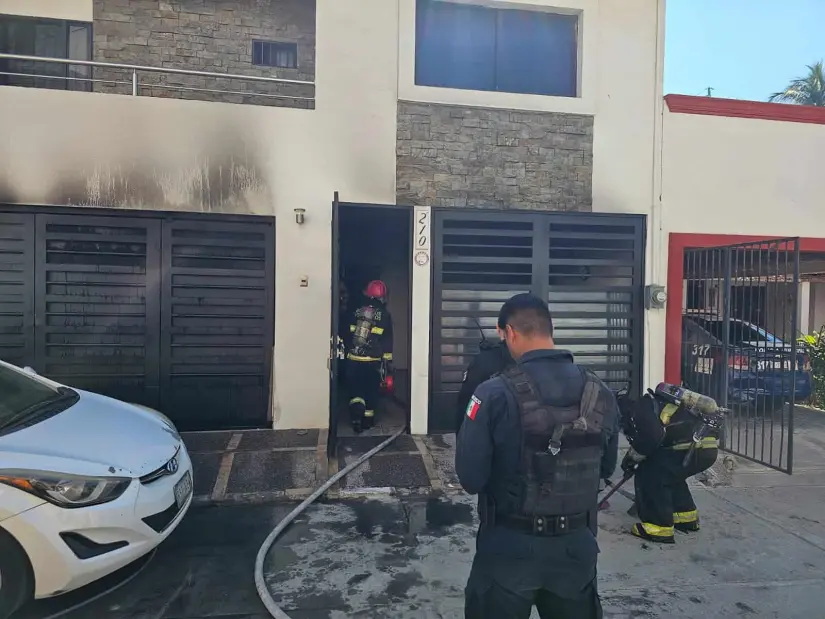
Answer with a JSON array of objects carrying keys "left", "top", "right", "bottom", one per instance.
[{"left": 43, "top": 124, "right": 272, "bottom": 214}]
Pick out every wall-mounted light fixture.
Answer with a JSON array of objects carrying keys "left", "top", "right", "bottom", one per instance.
[{"left": 294, "top": 208, "right": 306, "bottom": 225}]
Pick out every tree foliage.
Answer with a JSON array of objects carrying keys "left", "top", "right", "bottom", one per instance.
[
  {"left": 769, "top": 61, "right": 825, "bottom": 107},
  {"left": 799, "top": 328, "right": 825, "bottom": 407}
]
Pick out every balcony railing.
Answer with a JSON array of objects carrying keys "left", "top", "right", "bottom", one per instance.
[{"left": 0, "top": 53, "right": 315, "bottom": 107}]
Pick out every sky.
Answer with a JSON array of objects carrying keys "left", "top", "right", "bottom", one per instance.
[{"left": 664, "top": 0, "right": 825, "bottom": 102}]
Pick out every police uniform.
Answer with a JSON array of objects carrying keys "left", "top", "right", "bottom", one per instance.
[
  {"left": 454, "top": 340, "right": 514, "bottom": 434},
  {"left": 346, "top": 285, "right": 393, "bottom": 432},
  {"left": 456, "top": 349, "right": 619, "bottom": 619},
  {"left": 620, "top": 391, "right": 719, "bottom": 543}
]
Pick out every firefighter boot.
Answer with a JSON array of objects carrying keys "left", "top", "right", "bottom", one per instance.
[
  {"left": 363, "top": 410, "right": 375, "bottom": 430},
  {"left": 349, "top": 398, "right": 366, "bottom": 434},
  {"left": 674, "top": 511, "right": 700, "bottom": 533},
  {"left": 631, "top": 523, "right": 675, "bottom": 544}
]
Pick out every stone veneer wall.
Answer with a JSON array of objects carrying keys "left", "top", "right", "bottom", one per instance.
[
  {"left": 92, "top": 0, "right": 315, "bottom": 107},
  {"left": 396, "top": 101, "right": 593, "bottom": 211}
]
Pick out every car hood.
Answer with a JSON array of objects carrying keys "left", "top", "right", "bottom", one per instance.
[{"left": 0, "top": 390, "right": 181, "bottom": 478}]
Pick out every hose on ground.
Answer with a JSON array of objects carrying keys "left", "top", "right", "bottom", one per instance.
[{"left": 254, "top": 427, "right": 407, "bottom": 618}]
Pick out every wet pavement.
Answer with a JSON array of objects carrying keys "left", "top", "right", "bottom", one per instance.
[
  {"left": 13, "top": 408, "right": 825, "bottom": 619},
  {"left": 16, "top": 487, "right": 825, "bottom": 618}
]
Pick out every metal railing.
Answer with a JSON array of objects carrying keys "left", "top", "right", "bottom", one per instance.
[{"left": 0, "top": 53, "right": 315, "bottom": 102}]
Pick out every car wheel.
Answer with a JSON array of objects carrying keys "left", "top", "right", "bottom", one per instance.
[{"left": 0, "top": 528, "right": 33, "bottom": 619}]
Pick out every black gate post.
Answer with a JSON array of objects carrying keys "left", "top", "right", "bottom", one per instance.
[{"left": 787, "top": 241, "right": 800, "bottom": 474}]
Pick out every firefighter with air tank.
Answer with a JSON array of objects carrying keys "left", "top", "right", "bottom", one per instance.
[
  {"left": 616, "top": 383, "right": 724, "bottom": 544},
  {"left": 346, "top": 280, "right": 393, "bottom": 433}
]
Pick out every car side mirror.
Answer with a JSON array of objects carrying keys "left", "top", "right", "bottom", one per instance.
[{"left": 22, "top": 366, "right": 39, "bottom": 376}]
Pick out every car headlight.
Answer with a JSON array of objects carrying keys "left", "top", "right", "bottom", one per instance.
[{"left": 0, "top": 471, "right": 131, "bottom": 508}]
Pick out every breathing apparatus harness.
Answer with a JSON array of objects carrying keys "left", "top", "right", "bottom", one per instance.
[{"left": 600, "top": 383, "right": 727, "bottom": 509}]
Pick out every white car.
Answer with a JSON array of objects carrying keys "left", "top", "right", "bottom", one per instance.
[{"left": 0, "top": 361, "right": 193, "bottom": 618}]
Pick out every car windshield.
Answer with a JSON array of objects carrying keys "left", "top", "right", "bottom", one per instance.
[{"left": 0, "top": 364, "right": 62, "bottom": 426}]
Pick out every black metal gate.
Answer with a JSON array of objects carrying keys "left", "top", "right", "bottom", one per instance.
[
  {"left": 681, "top": 238, "right": 800, "bottom": 473},
  {"left": 430, "top": 210, "right": 646, "bottom": 432},
  {"left": 0, "top": 207, "right": 275, "bottom": 431}
]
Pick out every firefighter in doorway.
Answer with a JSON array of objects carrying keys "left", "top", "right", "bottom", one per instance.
[
  {"left": 618, "top": 384, "right": 723, "bottom": 544},
  {"left": 346, "top": 280, "right": 393, "bottom": 433}
]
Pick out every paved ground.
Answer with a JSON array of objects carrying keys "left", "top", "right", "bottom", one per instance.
[{"left": 14, "top": 408, "right": 825, "bottom": 619}]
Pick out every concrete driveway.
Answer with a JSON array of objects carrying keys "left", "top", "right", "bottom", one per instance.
[{"left": 15, "top": 408, "right": 825, "bottom": 619}]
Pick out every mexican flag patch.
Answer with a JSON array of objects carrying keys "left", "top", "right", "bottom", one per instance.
[{"left": 466, "top": 395, "right": 481, "bottom": 421}]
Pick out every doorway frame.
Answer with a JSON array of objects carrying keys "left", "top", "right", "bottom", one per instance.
[{"left": 327, "top": 200, "right": 415, "bottom": 453}]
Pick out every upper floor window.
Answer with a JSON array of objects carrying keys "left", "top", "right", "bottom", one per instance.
[
  {"left": 0, "top": 14, "right": 92, "bottom": 91},
  {"left": 252, "top": 40, "right": 298, "bottom": 69},
  {"left": 414, "top": 0, "right": 578, "bottom": 98}
]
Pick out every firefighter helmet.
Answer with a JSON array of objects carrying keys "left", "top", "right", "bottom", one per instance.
[{"left": 365, "top": 280, "right": 387, "bottom": 301}]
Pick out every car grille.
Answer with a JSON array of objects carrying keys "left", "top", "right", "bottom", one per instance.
[
  {"left": 139, "top": 446, "right": 181, "bottom": 485},
  {"left": 142, "top": 501, "right": 182, "bottom": 534}
]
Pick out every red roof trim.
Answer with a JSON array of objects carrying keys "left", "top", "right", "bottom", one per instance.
[{"left": 664, "top": 94, "right": 825, "bottom": 125}]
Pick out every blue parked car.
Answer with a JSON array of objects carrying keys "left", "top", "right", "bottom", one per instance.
[{"left": 681, "top": 315, "right": 812, "bottom": 412}]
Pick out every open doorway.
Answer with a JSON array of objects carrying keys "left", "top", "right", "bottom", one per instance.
[{"left": 331, "top": 203, "right": 412, "bottom": 442}]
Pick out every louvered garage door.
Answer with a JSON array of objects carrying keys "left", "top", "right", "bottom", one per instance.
[
  {"left": 547, "top": 216, "right": 644, "bottom": 393},
  {"left": 0, "top": 208, "right": 275, "bottom": 431},
  {"left": 0, "top": 213, "right": 35, "bottom": 367},
  {"left": 34, "top": 214, "right": 161, "bottom": 407},
  {"left": 161, "top": 218, "right": 275, "bottom": 431},
  {"left": 430, "top": 210, "right": 645, "bottom": 431}
]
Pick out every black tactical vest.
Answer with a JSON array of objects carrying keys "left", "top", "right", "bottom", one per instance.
[{"left": 499, "top": 364, "right": 609, "bottom": 517}]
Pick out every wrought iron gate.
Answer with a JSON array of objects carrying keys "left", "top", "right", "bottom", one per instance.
[
  {"left": 430, "top": 210, "right": 646, "bottom": 432},
  {"left": 681, "top": 238, "right": 800, "bottom": 473}
]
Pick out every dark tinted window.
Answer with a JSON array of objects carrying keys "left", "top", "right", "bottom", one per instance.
[
  {"left": 415, "top": 0, "right": 578, "bottom": 97},
  {"left": 252, "top": 40, "right": 298, "bottom": 69},
  {"left": 0, "top": 364, "right": 59, "bottom": 425},
  {"left": 0, "top": 15, "right": 91, "bottom": 91}
]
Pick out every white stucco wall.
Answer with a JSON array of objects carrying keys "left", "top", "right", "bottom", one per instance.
[
  {"left": 0, "top": 0, "right": 92, "bottom": 21},
  {"left": 661, "top": 108, "right": 825, "bottom": 237},
  {"left": 657, "top": 101, "right": 825, "bottom": 381}
]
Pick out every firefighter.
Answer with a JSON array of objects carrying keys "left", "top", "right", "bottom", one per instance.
[
  {"left": 346, "top": 280, "right": 393, "bottom": 433},
  {"left": 454, "top": 334, "right": 514, "bottom": 434},
  {"left": 456, "top": 294, "right": 619, "bottom": 619},
  {"left": 619, "top": 385, "right": 721, "bottom": 544}
]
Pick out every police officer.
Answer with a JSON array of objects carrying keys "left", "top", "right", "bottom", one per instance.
[
  {"left": 346, "top": 280, "right": 393, "bottom": 433},
  {"left": 454, "top": 333, "right": 514, "bottom": 434},
  {"left": 619, "top": 385, "right": 720, "bottom": 544},
  {"left": 456, "top": 293, "right": 619, "bottom": 619}
]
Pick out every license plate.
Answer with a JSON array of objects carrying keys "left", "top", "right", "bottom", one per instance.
[
  {"left": 174, "top": 471, "right": 193, "bottom": 509},
  {"left": 756, "top": 359, "right": 790, "bottom": 371}
]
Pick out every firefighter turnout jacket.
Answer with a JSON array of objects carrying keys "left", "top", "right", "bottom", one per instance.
[
  {"left": 347, "top": 299, "right": 393, "bottom": 363},
  {"left": 619, "top": 390, "right": 721, "bottom": 458}
]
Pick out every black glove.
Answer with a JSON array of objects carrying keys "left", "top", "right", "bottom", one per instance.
[{"left": 620, "top": 448, "right": 644, "bottom": 475}]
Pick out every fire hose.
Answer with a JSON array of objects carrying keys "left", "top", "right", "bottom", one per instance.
[{"left": 254, "top": 427, "right": 406, "bottom": 619}]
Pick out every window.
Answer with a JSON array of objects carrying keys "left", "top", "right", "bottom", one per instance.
[
  {"left": 252, "top": 40, "right": 298, "bottom": 69},
  {"left": 414, "top": 0, "right": 578, "bottom": 98},
  {"left": 0, "top": 15, "right": 91, "bottom": 91},
  {"left": 0, "top": 363, "right": 71, "bottom": 430}
]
